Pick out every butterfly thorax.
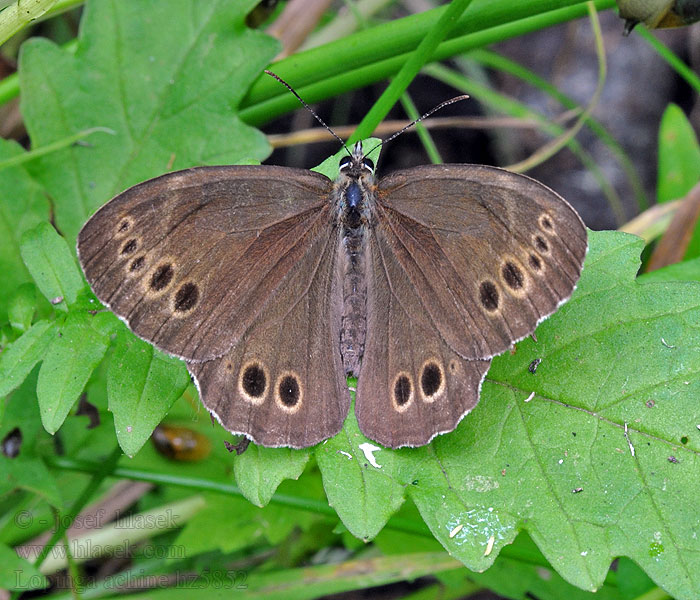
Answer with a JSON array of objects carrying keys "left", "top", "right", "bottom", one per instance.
[{"left": 336, "top": 142, "right": 375, "bottom": 375}]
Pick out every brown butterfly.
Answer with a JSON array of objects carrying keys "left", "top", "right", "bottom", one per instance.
[{"left": 77, "top": 139, "right": 587, "bottom": 449}]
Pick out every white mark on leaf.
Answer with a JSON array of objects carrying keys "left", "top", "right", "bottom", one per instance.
[{"left": 358, "top": 443, "right": 382, "bottom": 468}]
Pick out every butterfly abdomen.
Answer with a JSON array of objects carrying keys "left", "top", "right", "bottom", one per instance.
[{"left": 340, "top": 223, "right": 367, "bottom": 375}]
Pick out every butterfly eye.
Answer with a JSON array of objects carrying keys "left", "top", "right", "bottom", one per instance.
[
  {"left": 339, "top": 156, "right": 352, "bottom": 170},
  {"left": 362, "top": 157, "right": 375, "bottom": 173}
]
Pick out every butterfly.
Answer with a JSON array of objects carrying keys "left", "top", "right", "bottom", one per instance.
[{"left": 77, "top": 136, "right": 587, "bottom": 449}]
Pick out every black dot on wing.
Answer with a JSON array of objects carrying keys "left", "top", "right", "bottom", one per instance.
[
  {"left": 130, "top": 256, "right": 146, "bottom": 272},
  {"left": 479, "top": 281, "right": 499, "bottom": 311},
  {"left": 535, "top": 236, "right": 549, "bottom": 253},
  {"left": 150, "top": 264, "right": 174, "bottom": 290},
  {"left": 118, "top": 219, "right": 130, "bottom": 233},
  {"left": 278, "top": 375, "right": 300, "bottom": 407},
  {"left": 421, "top": 362, "right": 442, "bottom": 397},
  {"left": 394, "top": 375, "right": 412, "bottom": 406},
  {"left": 502, "top": 261, "right": 525, "bottom": 290},
  {"left": 529, "top": 254, "right": 542, "bottom": 271},
  {"left": 174, "top": 282, "right": 199, "bottom": 312},
  {"left": 242, "top": 364, "right": 266, "bottom": 398},
  {"left": 121, "top": 239, "right": 138, "bottom": 255}
]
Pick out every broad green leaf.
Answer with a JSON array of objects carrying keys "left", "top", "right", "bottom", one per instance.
[
  {"left": 0, "top": 139, "right": 50, "bottom": 320},
  {"left": 376, "top": 525, "right": 622, "bottom": 600},
  {"left": 37, "top": 311, "right": 110, "bottom": 434},
  {"left": 20, "top": 221, "right": 84, "bottom": 310},
  {"left": 0, "top": 543, "right": 49, "bottom": 590},
  {"left": 616, "top": 557, "right": 656, "bottom": 600},
  {"left": 234, "top": 446, "right": 310, "bottom": 507},
  {"left": 19, "top": 0, "right": 279, "bottom": 244},
  {"left": 317, "top": 401, "right": 406, "bottom": 542},
  {"left": 313, "top": 230, "right": 700, "bottom": 599},
  {"left": 639, "top": 257, "right": 700, "bottom": 283},
  {"left": 175, "top": 493, "right": 284, "bottom": 556},
  {"left": 0, "top": 455, "right": 62, "bottom": 507},
  {"left": 657, "top": 103, "right": 700, "bottom": 203},
  {"left": 0, "top": 369, "right": 46, "bottom": 456},
  {"left": 405, "top": 231, "right": 700, "bottom": 598},
  {"left": 108, "top": 330, "right": 190, "bottom": 457},
  {"left": 470, "top": 544, "right": 623, "bottom": 600},
  {"left": 0, "top": 319, "right": 55, "bottom": 397}
]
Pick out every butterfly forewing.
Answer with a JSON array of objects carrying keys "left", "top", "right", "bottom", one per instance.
[
  {"left": 373, "top": 164, "right": 588, "bottom": 361},
  {"left": 78, "top": 166, "right": 336, "bottom": 361}
]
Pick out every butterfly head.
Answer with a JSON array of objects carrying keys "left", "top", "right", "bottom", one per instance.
[{"left": 339, "top": 141, "right": 375, "bottom": 182}]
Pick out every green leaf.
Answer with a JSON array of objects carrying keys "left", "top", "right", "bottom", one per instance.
[
  {"left": 0, "top": 138, "right": 50, "bottom": 320},
  {"left": 19, "top": 0, "right": 279, "bottom": 245},
  {"left": 0, "top": 543, "right": 49, "bottom": 590},
  {"left": 317, "top": 401, "right": 406, "bottom": 542},
  {"left": 0, "top": 455, "right": 62, "bottom": 506},
  {"left": 400, "top": 230, "right": 700, "bottom": 597},
  {"left": 0, "top": 370, "right": 62, "bottom": 506},
  {"left": 616, "top": 557, "right": 656, "bottom": 600},
  {"left": 657, "top": 103, "right": 700, "bottom": 203},
  {"left": 0, "top": 368, "right": 45, "bottom": 456},
  {"left": 638, "top": 256, "right": 700, "bottom": 283},
  {"left": 108, "top": 330, "right": 190, "bottom": 457},
  {"left": 469, "top": 537, "right": 624, "bottom": 600},
  {"left": 234, "top": 445, "right": 310, "bottom": 507},
  {"left": 37, "top": 311, "right": 110, "bottom": 434},
  {"left": 6, "top": 282, "right": 39, "bottom": 334},
  {"left": 0, "top": 319, "right": 55, "bottom": 397},
  {"left": 175, "top": 493, "right": 282, "bottom": 556},
  {"left": 20, "top": 221, "right": 84, "bottom": 309}
]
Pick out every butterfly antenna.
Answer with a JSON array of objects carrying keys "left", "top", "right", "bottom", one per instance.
[
  {"left": 265, "top": 70, "right": 351, "bottom": 155},
  {"left": 368, "top": 95, "right": 470, "bottom": 155}
]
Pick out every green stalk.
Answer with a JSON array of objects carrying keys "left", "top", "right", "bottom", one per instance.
[
  {"left": 245, "top": 0, "right": 616, "bottom": 109},
  {"left": 44, "top": 455, "right": 432, "bottom": 537},
  {"left": 637, "top": 27, "right": 700, "bottom": 95},
  {"left": 240, "top": 0, "right": 617, "bottom": 126},
  {"left": 31, "top": 447, "right": 122, "bottom": 571},
  {"left": 349, "top": 0, "right": 475, "bottom": 142}
]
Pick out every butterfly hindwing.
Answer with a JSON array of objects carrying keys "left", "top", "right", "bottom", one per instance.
[
  {"left": 355, "top": 219, "right": 491, "bottom": 448},
  {"left": 187, "top": 213, "right": 349, "bottom": 447}
]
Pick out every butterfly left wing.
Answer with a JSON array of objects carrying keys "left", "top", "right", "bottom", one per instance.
[
  {"left": 78, "top": 165, "right": 351, "bottom": 448},
  {"left": 187, "top": 211, "right": 349, "bottom": 448}
]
